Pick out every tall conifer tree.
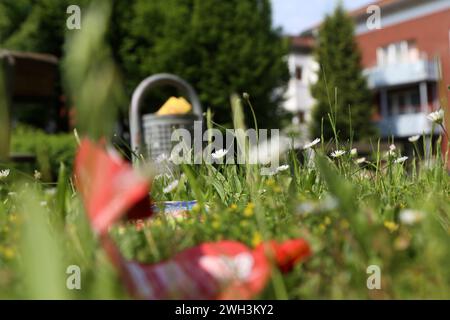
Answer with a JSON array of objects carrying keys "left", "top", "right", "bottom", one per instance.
[{"left": 310, "top": 4, "right": 374, "bottom": 141}]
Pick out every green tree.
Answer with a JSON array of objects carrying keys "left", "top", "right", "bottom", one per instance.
[
  {"left": 310, "top": 4, "right": 374, "bottom": 142},
  {"left": 0, "top": 0, "right": 32, "bottom": 44},
  {"left": 1, "top": 0, "right": 289, "bottom": 128},
  {"left": 117, "top": 0, "right": 289, "bottom": 128},
  {"left": 0, "top": 0, "right": 82, "bottom": 56}
]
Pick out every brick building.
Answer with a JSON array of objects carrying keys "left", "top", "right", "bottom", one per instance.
[{"left": 284, "top": 0, "right": 449, "bottom": 149}]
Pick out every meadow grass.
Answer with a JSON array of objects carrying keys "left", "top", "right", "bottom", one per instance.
[
  {"left": 0, "top": 1, "right": 449, "bottom": 300},
  {"left": 1, "top": 126, "right": 449, "bottom": 299}
]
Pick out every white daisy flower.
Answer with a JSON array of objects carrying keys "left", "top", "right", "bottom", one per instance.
[
  {"left": 303, "top": 138, "right": 321, "bottom": 150},
  {"left": 264, "top": 169, "right": 277, "bottom": 176},
  {"left": 408, "top": 135, "right": 420, "bottom": 143},
  {"left": 330, "top": 150, "right": 346, "bottom": 158},
  {"left": 385, "top": 150, "right": 395, "bottom": 157},
  {"left": 155, "top": 153, "right": 170, "bottom": 163},
  {"left": 427, "top": 109, "right": 444, "bottom": 124},
  {"left": 296, "top": 195, "right": 338, "bottom": 215},
  {"left": 45, "top": 188, "right": 57, "bottom": 196},
  {"left": 163, "top": 179, "right": 179, "bottom": 194},
  {"left": 34, "top": 170, "right": 42, "bottom": 180},
  {"left": 321, "top": 195, "right": 339, "bottom": 211},
  {"left": 211, "top": 149, "right": 228, "bottom": 160},
  {"left": 386, "top": 144, "right": 396, "bottom": 157},
  {"left": 154, "top": 173, "right": 171, "bottom": 180},
  {"left": 350, "top": 148, "right": 358, "bottom": 156},
  {"left": 394, "top": 156, "right": 408, "bottom": 164},
  {"left": 0, "top": 169, "right": 10, "bottom": 179},
  {"left": 356, "top": 157, "right": 366, "bottom": 164},
  {"left": 296, "top": 201, "right": 317, "bottom": 215},
  {"left": 399, "top": 209, "right": 424, "bottom": 225},
  {"left": 276, "top": 164, "right": 289, "bottom": 173}
]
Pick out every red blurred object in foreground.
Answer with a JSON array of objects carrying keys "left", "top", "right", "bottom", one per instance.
[
  {"left": 74, "top": 139, "right": 311, "bottom": 299},
  {"left": 74, "top": 139, "right": 152, "bottom": 235},
  {"left": 259, "top": 239, "right": 312, "bottom": 273},
  {"left": 104, "top": 237, "right": 311, "bottom": 300}
]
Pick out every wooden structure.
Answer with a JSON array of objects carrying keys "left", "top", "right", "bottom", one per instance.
[{"left": 0, "top": 50, "right": 60, "bottom": 162}]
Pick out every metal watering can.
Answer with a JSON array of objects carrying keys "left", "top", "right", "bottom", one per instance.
[{"left": 129, "top": 73, "right": 203, "bottom": 163}]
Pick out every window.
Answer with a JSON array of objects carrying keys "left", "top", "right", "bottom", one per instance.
[
  {"left": 377, "top": 40, "right": 419, "bottom": 66},
  {"left": 297, "top": 111, "right": 305, "bottom": 123},
  {"left": 387, "top": 86, "right": 422, "bottom": 116},
  {"left": 295, "top": 66, "right": 303, "bottom": 80},
  {"left": 410, "top": 90, "right": 420, "bottom": 110}
]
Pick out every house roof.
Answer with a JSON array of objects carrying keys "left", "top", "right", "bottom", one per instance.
[
  {"left": 300, "top": 0, "right": 412, "bottom": 35},
  {"left": 0, "top": 50, "right": 59, "bottom": 99},
  {"left": 0, "top": 50, "right": 58, "bottom": 65},
  {"left": 289, "top": 35, "right": 315, "bottom": 51},
  {"left": 347, "top": 0, "right": 404, "bottom": 19}
]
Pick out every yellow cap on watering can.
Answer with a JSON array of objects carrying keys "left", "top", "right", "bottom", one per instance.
[{"left": 156, "top": 96, "right": 192, "bottom": 115}]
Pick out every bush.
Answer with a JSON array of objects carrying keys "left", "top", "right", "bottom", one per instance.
[{"left": 11, "top": 125, "right": 76, "bottom": 181}]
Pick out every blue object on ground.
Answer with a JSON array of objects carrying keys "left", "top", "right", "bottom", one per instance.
[{"left": 151, "top": 200, "right": 198, "bottom": 213}]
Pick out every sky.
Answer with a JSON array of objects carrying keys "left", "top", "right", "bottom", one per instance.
[{"left": 272, "top": 0, "right": 375, "bottom": 35}]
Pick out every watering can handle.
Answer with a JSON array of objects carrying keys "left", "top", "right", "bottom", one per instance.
[{"left": 129, "top": 73, "right": 202, "bottom": 162}]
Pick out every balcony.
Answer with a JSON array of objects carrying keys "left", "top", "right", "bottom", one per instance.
[
  {"left": 284, "top": 80, "right": 315, "bottom": 112},
  {"left": 377, "top": 112, "right": 440, "bottom": 138},
  {"left": 365, "top": 59, "right": 440, "bottom": 89}
]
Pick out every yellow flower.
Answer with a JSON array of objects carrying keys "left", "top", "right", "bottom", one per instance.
[
  {"left": 243, "top": 202, "right": 255, "bottom": 217},
  {"left": 117, "top": 226, "right": 126, "bottom": 235},
  {"left": 192, "top": 204, "right": 201, "bottom": 213},
  {"left": 3, "top": 247, "right": 15, "bottom": 259},
  {"left": 340, "top": 219, "right": 350, "bottom": 229},
  {"left": 251, "top": 232, "right": 262, "bottom": 247},
  {"left": 9, "top": 214, "right": 17, "bottom": 223},
  {"left": 230, "top": 204, "right": 238, "bottom": 210},
  {"left": 394, "top": 235, "right": 410, "bottom": 250},
  {"left": 240, "top": 220, "right": 249, "bottom": 228},
  {"left": 212, "top": 220, "right": 220, "bottom": 230},
  {"left": 384, "top": 221, "right": 399, "bottom": 232}
]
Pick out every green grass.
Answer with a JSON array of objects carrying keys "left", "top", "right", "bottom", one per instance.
[
  {"left": 0, "top": 132, "right": 449, "bottom": 299},
  {"left": 0, "top": 1, "right": 449, "bottom": 300},
  {"left": 10, "top": 125, "right": 76, "bottom": 181}
]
